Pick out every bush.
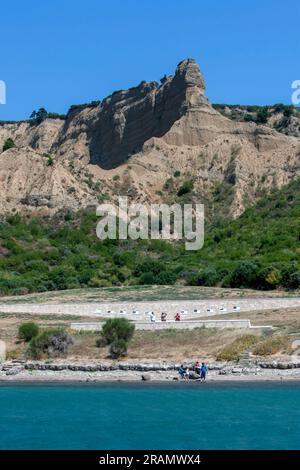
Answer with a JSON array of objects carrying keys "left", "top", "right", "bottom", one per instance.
[
  {"left": 216, "top": 335, "right": 259, "bottom": 361},
  {"left": 134, "top": 260, "right": 163, "bottom": 276},
  {"left": 256, "top": 108, "right": 269, "bottom": 124},
  {"left": 18, "top": 322, "right": 39, "bottom": 342},
  {"left": 284, "top": 270, "right": 300, "bottom": 290},
  {"left": 196, "top": 268, "right": 228, "bottom": 287},
  {"left": 229, "top": 262, "right": 260, "bottom": 288},
  {"left": 101, "top": 318, "right": 135, "bottom": 358},
  {"left": 177, "top": 180, "right": 194, "bottom": 196},
  {"left": 27, "top": 329, "right": 73, "bottom": 359},
  {"left": 109, "top": 339, "right": 128, "bottom": 358},
  {"left": 47, "top": 156, "right": 54, "bottom": 166},
  {"left": 101, "top": 318, "right": 135, "bottom": 344},
  {"left": 2, "top": 138, "right": 15, "bottom": 152},
  {"left": 257, "top": 267, "right": 281, "bottom": 290},
  {"left": 156, "top": 271, "right": 177, "bottom": 285},
  {"left": 138, "top": 272, "right": 156, "bottom": 285}
]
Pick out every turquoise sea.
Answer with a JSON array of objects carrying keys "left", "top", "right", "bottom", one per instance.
[{"left": 0, "top": 382, "right": 299, "bottom": 450}]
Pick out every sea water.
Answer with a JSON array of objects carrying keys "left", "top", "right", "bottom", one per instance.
[{"left": 0, "top": 382, "right": 299, "bottom": 450}]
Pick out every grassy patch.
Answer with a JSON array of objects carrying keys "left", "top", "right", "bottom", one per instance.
[
  {"left": 216, "top": 335, "right": 259, "bottom": 361},
  {"left": 252, "top": 335, "right": 291, "bottom": 356}
]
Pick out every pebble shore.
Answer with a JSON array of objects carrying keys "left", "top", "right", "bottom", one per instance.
[{"left": 1, "top": 360, "right": 300, "bottom": 383}]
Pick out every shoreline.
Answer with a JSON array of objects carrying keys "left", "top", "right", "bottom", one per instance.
[{"left": 1, "top": 368, "right": 300, "bottom": 384}]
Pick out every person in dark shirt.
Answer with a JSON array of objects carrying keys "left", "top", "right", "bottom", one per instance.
[{"left": 178, "top": 365, "right": 185, "bottom": 379}]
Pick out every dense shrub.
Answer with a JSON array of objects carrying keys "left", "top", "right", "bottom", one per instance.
[
  {"left": 0, "top": 177, "right": 299, "bottom": 295},
  {"left": 18, "top": 322, "right": 39, "bottom": 342},
  {"left": 138, "top": 272, "right": 156, "bottom": 285},
  {"left": 134, "top": 260, "right": 163, "bottom": 276},
  {"left": 284, "top": 270, "right": 300, "bottom": 290},
  {"left": 256, "top": 108, "right": 269, "bottom": 124},
  {"left": 109, "top": 339, "right": 128, "bottom": 359},
  {"left": 196, "top": 268, "right": 228, "bottom": 287},
  {"left": 256, "top": 267, "right": 281, "bottom": 290},
  {"left": 156, "top": 271, "right": 177, "bottom": 285},
  {"left": 101, "top": 318, "right": 135, "bottom": 344},
  {"left": 2, "top": 138, "right": 15, "bottom": 152},
  {"left": 177, "top": 180, "right": 193, "bottom": 196}
]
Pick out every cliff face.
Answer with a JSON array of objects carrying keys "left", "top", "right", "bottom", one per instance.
[
  {"left": 0, "top": 58, "right": 299, "bottom": 217},
  {"left": 54, "top": 59, "right": 208, "bottom": 169}
]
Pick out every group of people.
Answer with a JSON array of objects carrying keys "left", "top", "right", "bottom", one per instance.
[
  {"left": 149, "top": 312, "right": 181, "bottom": 322},
  {"left": 161, "top": 312, "right": 181, "bottom": 321},
  {"left": 178, "top": 362, "right": 208, "bottom": 383}
]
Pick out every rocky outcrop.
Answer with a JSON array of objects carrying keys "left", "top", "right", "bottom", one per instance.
[{"left": 54, "top": 59, "right": 208, "bottom": 169}]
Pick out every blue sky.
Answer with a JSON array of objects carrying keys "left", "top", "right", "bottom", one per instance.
[{"left": 0, "top": 0, "right": 299, "bottom": 120}]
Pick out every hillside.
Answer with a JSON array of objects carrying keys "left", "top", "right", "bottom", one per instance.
[
  {"left": 0, "top": 59, "right": 299, "bottom": 219},
  {"left": 212, "top": 103, "right": 300, "bottom": 137},
  {"left": 0, "top": 178, "right": 299, "bottom": 296}
]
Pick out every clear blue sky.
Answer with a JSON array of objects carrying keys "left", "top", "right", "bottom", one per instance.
[{"left": 0, "top": 0, "right": 299, "bottom": 120}]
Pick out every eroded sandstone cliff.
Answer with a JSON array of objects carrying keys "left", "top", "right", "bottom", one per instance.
[{"left": 0, "top": 58, "right": 299, "bottom": 217}]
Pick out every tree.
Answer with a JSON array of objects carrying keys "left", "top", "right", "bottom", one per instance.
[
  {"left": 256, "top": 108, "right": 269, "bottom": 124},
  {"left": 2, "top": 138, "right": 15, "bottom": 152},
  {"left": 100, "top": 318, "right": 135, "bottom": 358},
  {"left": 18, "top": 322, "right": 39, "bottom": 342},
  {"left": 30, "top": 107, "right": 48, "bottom": 125}
]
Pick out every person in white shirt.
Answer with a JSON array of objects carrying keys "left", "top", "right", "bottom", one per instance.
[{"left": 149, "top": 312, "right": 156, "bottom": 322}]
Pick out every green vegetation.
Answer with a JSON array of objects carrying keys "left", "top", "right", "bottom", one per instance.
[
  {"left": 216, "top": 335, "right": 259, "bottom": 361},
  {"left": 30, "top": 108, "right": 66, "bottom": 125},
  {"left": 27, "top": 328, "right": 73, "bottom": 359},
  {"left": 252, "top": 335, "right": 290, "bottom": 356},
  {"left": 2, "top": 138, "right": 15, "bottom": 152},
  {"left": 0, "top": 178, "right": 300, "bottom": 295},
  {"left": 18, "top": 322, "right": 39, "bottom": 342},
  {"left": 212, "top": 103, "right": 299, "bottom": 131},
  {"left": 177, "top": 180, "right": 194, "bottom": 196},
  {"left": 68, "top": 101, "right": 100, "bottom": 114},
  {"left": 46, "top": 155, "right": 54, "bottom": 166},
  {"left": 100, "top": 318, "right": 135, "bottom": 358}
]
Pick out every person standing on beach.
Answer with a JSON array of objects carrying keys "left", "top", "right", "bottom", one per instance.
[
  {"left": 194, "top": 361, "right": 201, "bottom": 375},
  {"left": 200, "top": 362, "right": 207, "bottom": 382}
]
